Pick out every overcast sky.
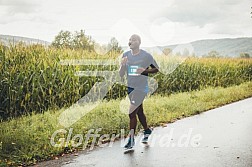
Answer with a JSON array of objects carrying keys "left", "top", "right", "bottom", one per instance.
[{"left": 0, "top": 0, "right": 251, "bottom": 46}]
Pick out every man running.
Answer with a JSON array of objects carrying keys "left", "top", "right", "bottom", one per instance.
[{"left": 119, "top": 34, "right": 159, "bottom": 150}]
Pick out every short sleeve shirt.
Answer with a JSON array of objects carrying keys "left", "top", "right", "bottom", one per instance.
[{"left": 122, "top": 49, "right": 159, "bottom": 93}]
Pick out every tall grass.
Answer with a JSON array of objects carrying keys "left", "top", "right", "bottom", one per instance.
[
  {"left": 0, "top": 43, "right": 252, "bottom": 119},
  {"left": 155, "top": 57, "right": 252, "bottom": 94}
]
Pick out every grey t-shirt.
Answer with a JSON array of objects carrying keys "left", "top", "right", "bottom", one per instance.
[{"left": 122, "top": 49, "right": 159, "bottom": 93}]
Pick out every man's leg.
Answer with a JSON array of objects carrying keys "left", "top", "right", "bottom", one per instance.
[
  {"left": 123, "top": 104, "right": 138, "bottom": 149},
  {"left": 129, "top": 104, "right": 139, "bottom": 135},
  {"left": 127, "top": 89, "right": 147, "bottom": 135},
  {"left": 137, "top": 104, "right": 148, "bottom": 130},
  {"left": 137, "top": 104, "right": 152, "bottom": 143}
]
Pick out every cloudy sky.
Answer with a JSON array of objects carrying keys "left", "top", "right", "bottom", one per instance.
[{"left": 0, "top": 0, "right": 251, "bottom": 46}]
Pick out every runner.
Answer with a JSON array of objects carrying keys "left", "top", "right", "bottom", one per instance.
[{"left": 119, "top": 34, "right": 159, "bottom": 151}]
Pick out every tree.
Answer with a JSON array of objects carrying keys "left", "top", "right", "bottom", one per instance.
[
  {"left": 108, "top": 37, "right": 122, "bottom": 53},
  {"left": 207, "top": 50, "right": 220, "bottom": 58},
  {"left": 51, "top": 30, "right": 73, "bottom": 49},
  {"left": 240, "top": 52, "right": 250, "bottom": 58},
  {"left": 51, "top": 30, "right": 94, "bottom": 51},
  {"left": 72, "top": 30, "right": 94, "bottom": 51}
]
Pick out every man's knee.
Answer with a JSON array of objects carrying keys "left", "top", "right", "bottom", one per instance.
[
  {"left": 129, "top": 104, "right": 139, "bottom": 119},
  {"left": 129, "top": 112, "right": 137, "bottom": 119}
]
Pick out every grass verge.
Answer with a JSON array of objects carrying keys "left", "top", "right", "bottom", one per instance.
[{"left": 1, "top": 81, "right": 252, "bottom": 166}]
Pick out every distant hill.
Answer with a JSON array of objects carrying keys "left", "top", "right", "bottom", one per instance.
[
  {"left": 123, "top": 37, "right": 252, "bottom": 57},
  {"left": 0, "top": 34, "right": 50, "bottom": 46},
  {"left": 166, "top": 37, "right": 252, "bottom": 57}
]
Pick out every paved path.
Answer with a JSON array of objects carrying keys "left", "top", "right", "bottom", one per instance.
[{"left": 38, "top": 97, "right": 252, "bottom": 167}]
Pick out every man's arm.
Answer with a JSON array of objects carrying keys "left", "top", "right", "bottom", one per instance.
[
  {"left": 142, "top": 68, "right": 159, "bottom": 74},
  {"left": 119, "top": 57, "right": 127, "bottom": 77},
  {"left": 144, "top": 64, "right": 159, "bottom": 74},
  {"left": 137, "top": 64, "right": 159, "bottom": 75},
  {"left": 119, "top": 64, "right": 127, "bottom": 77}
]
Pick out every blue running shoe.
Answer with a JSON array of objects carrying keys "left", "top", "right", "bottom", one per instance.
[
  {"left": 142, "top": 128, "right": 152, "bottom": 143},
  {"left": 124, "top": 137, "right": 135, "bottom": 150}
]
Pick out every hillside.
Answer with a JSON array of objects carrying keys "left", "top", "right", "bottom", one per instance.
[
  {"left": 154, "top": 37, "right": 252, "bottom": 57},
  {"left": 122, "top": 37, "right": 252, "bottom": 57},
  {"left": 0, "top": 34, "right": 50, "bottom": 46}
]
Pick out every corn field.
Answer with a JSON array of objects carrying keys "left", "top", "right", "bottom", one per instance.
[{"left": 0, "top": 43, "right": 252, "bottom": 119}]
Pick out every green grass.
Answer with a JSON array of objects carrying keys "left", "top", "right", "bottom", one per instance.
[{"left": 1, "top": 81, "right": 252, "bottom": 166}]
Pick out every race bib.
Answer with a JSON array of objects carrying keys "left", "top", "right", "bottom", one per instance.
[{"left": 128, "top": 65, "right": 140, "bottom": 76}]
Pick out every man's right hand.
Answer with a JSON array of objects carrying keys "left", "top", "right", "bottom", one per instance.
[
  {"left": 119, "top": 57, "right": 127, "bottom": 77},
  {"left": 121, "top": 57, "right": 128, "bottom": 66}
]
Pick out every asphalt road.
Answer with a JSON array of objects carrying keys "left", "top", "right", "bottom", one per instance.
[{"left": 37, "top": 97, "right": 252, "bottom": 167}]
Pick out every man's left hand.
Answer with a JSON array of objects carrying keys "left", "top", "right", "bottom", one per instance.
[{"left": 136, "top": 67, "right": 146, "bottom": 74}]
